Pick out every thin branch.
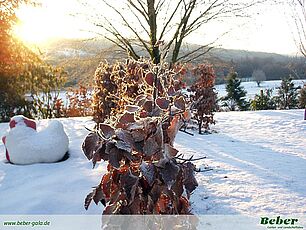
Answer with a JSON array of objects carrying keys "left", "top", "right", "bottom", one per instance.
[{"left": 103, "top": 0, "right": 151, "bottom": 55}]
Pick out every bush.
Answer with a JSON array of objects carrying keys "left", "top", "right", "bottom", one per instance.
[
  {"left": 275, "top": 77, "right": 299, "bottom": 110},
  {"left": 190, "top": 64, "right": 217, "bottom": 134},
  {"left": 251, "top": 89, "right": 276, "bottom": 110},
  {"left": 66, "top": 84, "right": 93, "bottom": 117},
  {"left": 83, "top": 59, "right": 199, "bottom": 215}
]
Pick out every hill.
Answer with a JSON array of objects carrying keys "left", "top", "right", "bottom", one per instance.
[{"left": 39, "top": 39, "right": 306, "bottom": 86}]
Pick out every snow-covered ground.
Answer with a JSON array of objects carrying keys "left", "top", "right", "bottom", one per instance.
[
  {"left": 0, "top": 110, "right": 305, "bottom": 215},
  {"left": 216, "top": 79, "right": 306, "bottom": 99}
]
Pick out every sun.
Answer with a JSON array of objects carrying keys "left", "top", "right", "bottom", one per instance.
[
  {"left": 13, "top": 2, "right": 88, "bottom": 45},
  {"left": 13, "top": 5, "right": 55, "bottom": 44}
]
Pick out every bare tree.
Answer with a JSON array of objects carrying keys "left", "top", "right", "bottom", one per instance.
[
  {"left": 290, "top": 0, "right": 306, "bottom": 57},
  {"left": 80, "top": 0, "right": 268, "bottom": 64},
  {"left": 252, "top": 69, "right": 266, "bottom": 87}
]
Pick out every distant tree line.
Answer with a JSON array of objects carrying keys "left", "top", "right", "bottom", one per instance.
[{"left": 212, "top": 56, "right": 306, "bottom": 84}]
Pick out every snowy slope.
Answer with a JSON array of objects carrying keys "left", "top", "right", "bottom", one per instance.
[{"left": 0, "top": 110, "right": 305, "bottom": 215}]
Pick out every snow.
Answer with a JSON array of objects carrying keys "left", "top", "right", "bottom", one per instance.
[
  {"left": 4, "top": 116, "right": 69, "bottom": 165},
  {"left": 0, "top": 110, "right": 305, "bottom": 215}
]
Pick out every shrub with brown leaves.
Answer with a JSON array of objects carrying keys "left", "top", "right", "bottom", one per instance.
[
  {"left": 190, "top": 64, "right": 217, "bottom": 134},
  {"left": 83, "top": 59, "right": 198, "bottom": 215},
  {"left": 66, "top": 84, "right": 93, "bottom": 117}
]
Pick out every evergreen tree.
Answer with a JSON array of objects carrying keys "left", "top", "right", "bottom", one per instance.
[
  {"left": 276, "top": 77, "right": 299, "bottom": 109},
  {"left": 299, "top": 84, "right": 306, "bottom": 109},
  {"left": 222, "top": 72, "right": 249, "bottom": 111},
  {"left": 251, "top": 89, "right": 276, "bottom": 110}
]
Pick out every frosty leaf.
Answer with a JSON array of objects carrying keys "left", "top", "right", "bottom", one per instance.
[
  {"left": 159, "top": 159, "right": 180, "bottom": 189},
  {"left": 93, "top": 186, "right": 105, "bottom": 205},
  {"left": 156, "top": 97, "right": 170, "bottom": 110},
  {"left": 130, "top": 129, "right": 146, "bottom": 142},
  {"left": 145, "top": 72, "right": 154, "bottom": 86},
  {"left": 125, "top": 105, "right": 140, "bottom": 113},
  {"left": 109, "top": 148, "right": 122, "bottom": 169},
  {"left": 95, "top": 144, "right": 108, "bottom": 161},
  {"left": 143, "top": 100, "right": 153, "bottom": 113},
  {"left": 168, "top": 86, "right": 176, "bottom": 96},
  {"left": 84, "top": 185, "right": 105, "bottom": 210},
  {"left": 82, "top": 132, "right": 100, "bottom": 160},
  {"left": 171, "top": 169, "right": 184, "bottom": 198},
  {"left": 92, "top": 144, "right": 107, "bottom": 168},
  {"left": 84, "top": 191, "right": 94, "bottom": 210},
  {"left": 121, "top": 170, "right": 139, "bottom": 204},
  {"left": 115, "top": 140, "right": 132, "bottom": 153},
  {"left": 164, "top": 144, "right": 179, "bottom": 158},
  {"left": 116, "top": 129, "right": 135, "bottom": 144},
  {"left": 135, "top": 94, "right": 146, "bottom": 103},
  {"left": 99, "top": 124, "right": 115, "bottom": 139},
  {"left": 174, "top": 96, "right": 186, "bottom": 110},
  {"left": 182, "top": 162, "right": 198, "bottom": 199},
  {"left": 140, "top": 161, "right": 155, "bottom": 186},
  {"left": 119, "top": 112, "right": 136, "bottom": 124},
  {"left": 143, "top": 137, "right": 160, "bottom": 156},
  {"left": 106, "top": 142, "right": 123, "bottom": 169}
]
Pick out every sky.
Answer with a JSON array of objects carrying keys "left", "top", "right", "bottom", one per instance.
[{"left": 13, "top": 0, "right": 301, "bottom": 56}]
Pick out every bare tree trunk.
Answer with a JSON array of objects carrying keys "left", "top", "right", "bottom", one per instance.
[{"left": 147, "top": 0, "right": 160, "bottom": 64}]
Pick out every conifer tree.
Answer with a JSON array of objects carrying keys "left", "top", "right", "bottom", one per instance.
[
  {"left": 251, "top": 89, "right": 276, "bottom": 110},
  {"left": 298, "top": 84, "right": 306, "bottom": 109},
  {"left": 276, "top": 77, "right": 299, "bottom": 109},
  {"left": 222, "top": 71, "right": 249, "bottom": 111}
]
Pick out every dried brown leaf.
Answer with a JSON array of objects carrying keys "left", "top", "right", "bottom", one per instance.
[
  {"left": 99, "top": 123, "right": 115, "bottom": 139},
  {"left": 125, "top": 105, "right": 140, "bottom": 113},
  {"left": 115, "top": 140, "right": 132, "bottom": 153},
  {"left": 164, "top": 144, "right": 179, "bottom": 158},
  {"left": 156, "top": 97, "right": 170, "bottom": 110},
  {"left": 121, "top": 170, "right": 139, "bottom": 205},
  {"left": 143, "top": 100, "right": 153, "bottom": 113},
  {"left": 174, "top": 96, "right": 186, "bottom": 110},
  {"left": 168, "top": 86, "right": 176, "bottom": 96},
  {"left": 92, "top": 143, "right": 107, "bottom": 168},
  {"left": 159, "top": 159, "right": 180, "bottom": 189},
  {"left": 140, "top": 161, "right": 155, "bottom": 186},
  {"left": 145, "top": 72, "right": 154, "bottom": 86},
  {"left": 119, "top": 112, "right": 136, "bottom": 124},
  {"left": 130, "top": 129, "right": 146, "bottom": 142},
  {"left": 106, "top": 142, "right": 123, "bottom": 169},
  {"left": 183, "top": 162, "right": 198, "bottom": 199},
  {"left": 82, "top": 132, "right": 100, "bottom": 160},
  {"left": 84, "top": 191, "right": 94, "bottom": 210},
  {"left": 84, "top": 185, "right": 105, "bottom": 210},
  {"left": 171, "top": 169, "right": 183, "bottom": 198},
  {"left": 143, "top": 137, "right": 160, "bottom": 156}
]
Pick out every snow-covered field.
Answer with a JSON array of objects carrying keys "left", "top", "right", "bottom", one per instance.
[
  {"left": 216, "top": 79, "right": 306, "bottom": 99},
  {"left": 0, "top": 110, "right": 305, "bottom": 215}
]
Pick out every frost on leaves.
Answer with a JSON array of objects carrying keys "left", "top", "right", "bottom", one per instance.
[{"left": 82, "top": 59, "right": 199, "bottom": 215}]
